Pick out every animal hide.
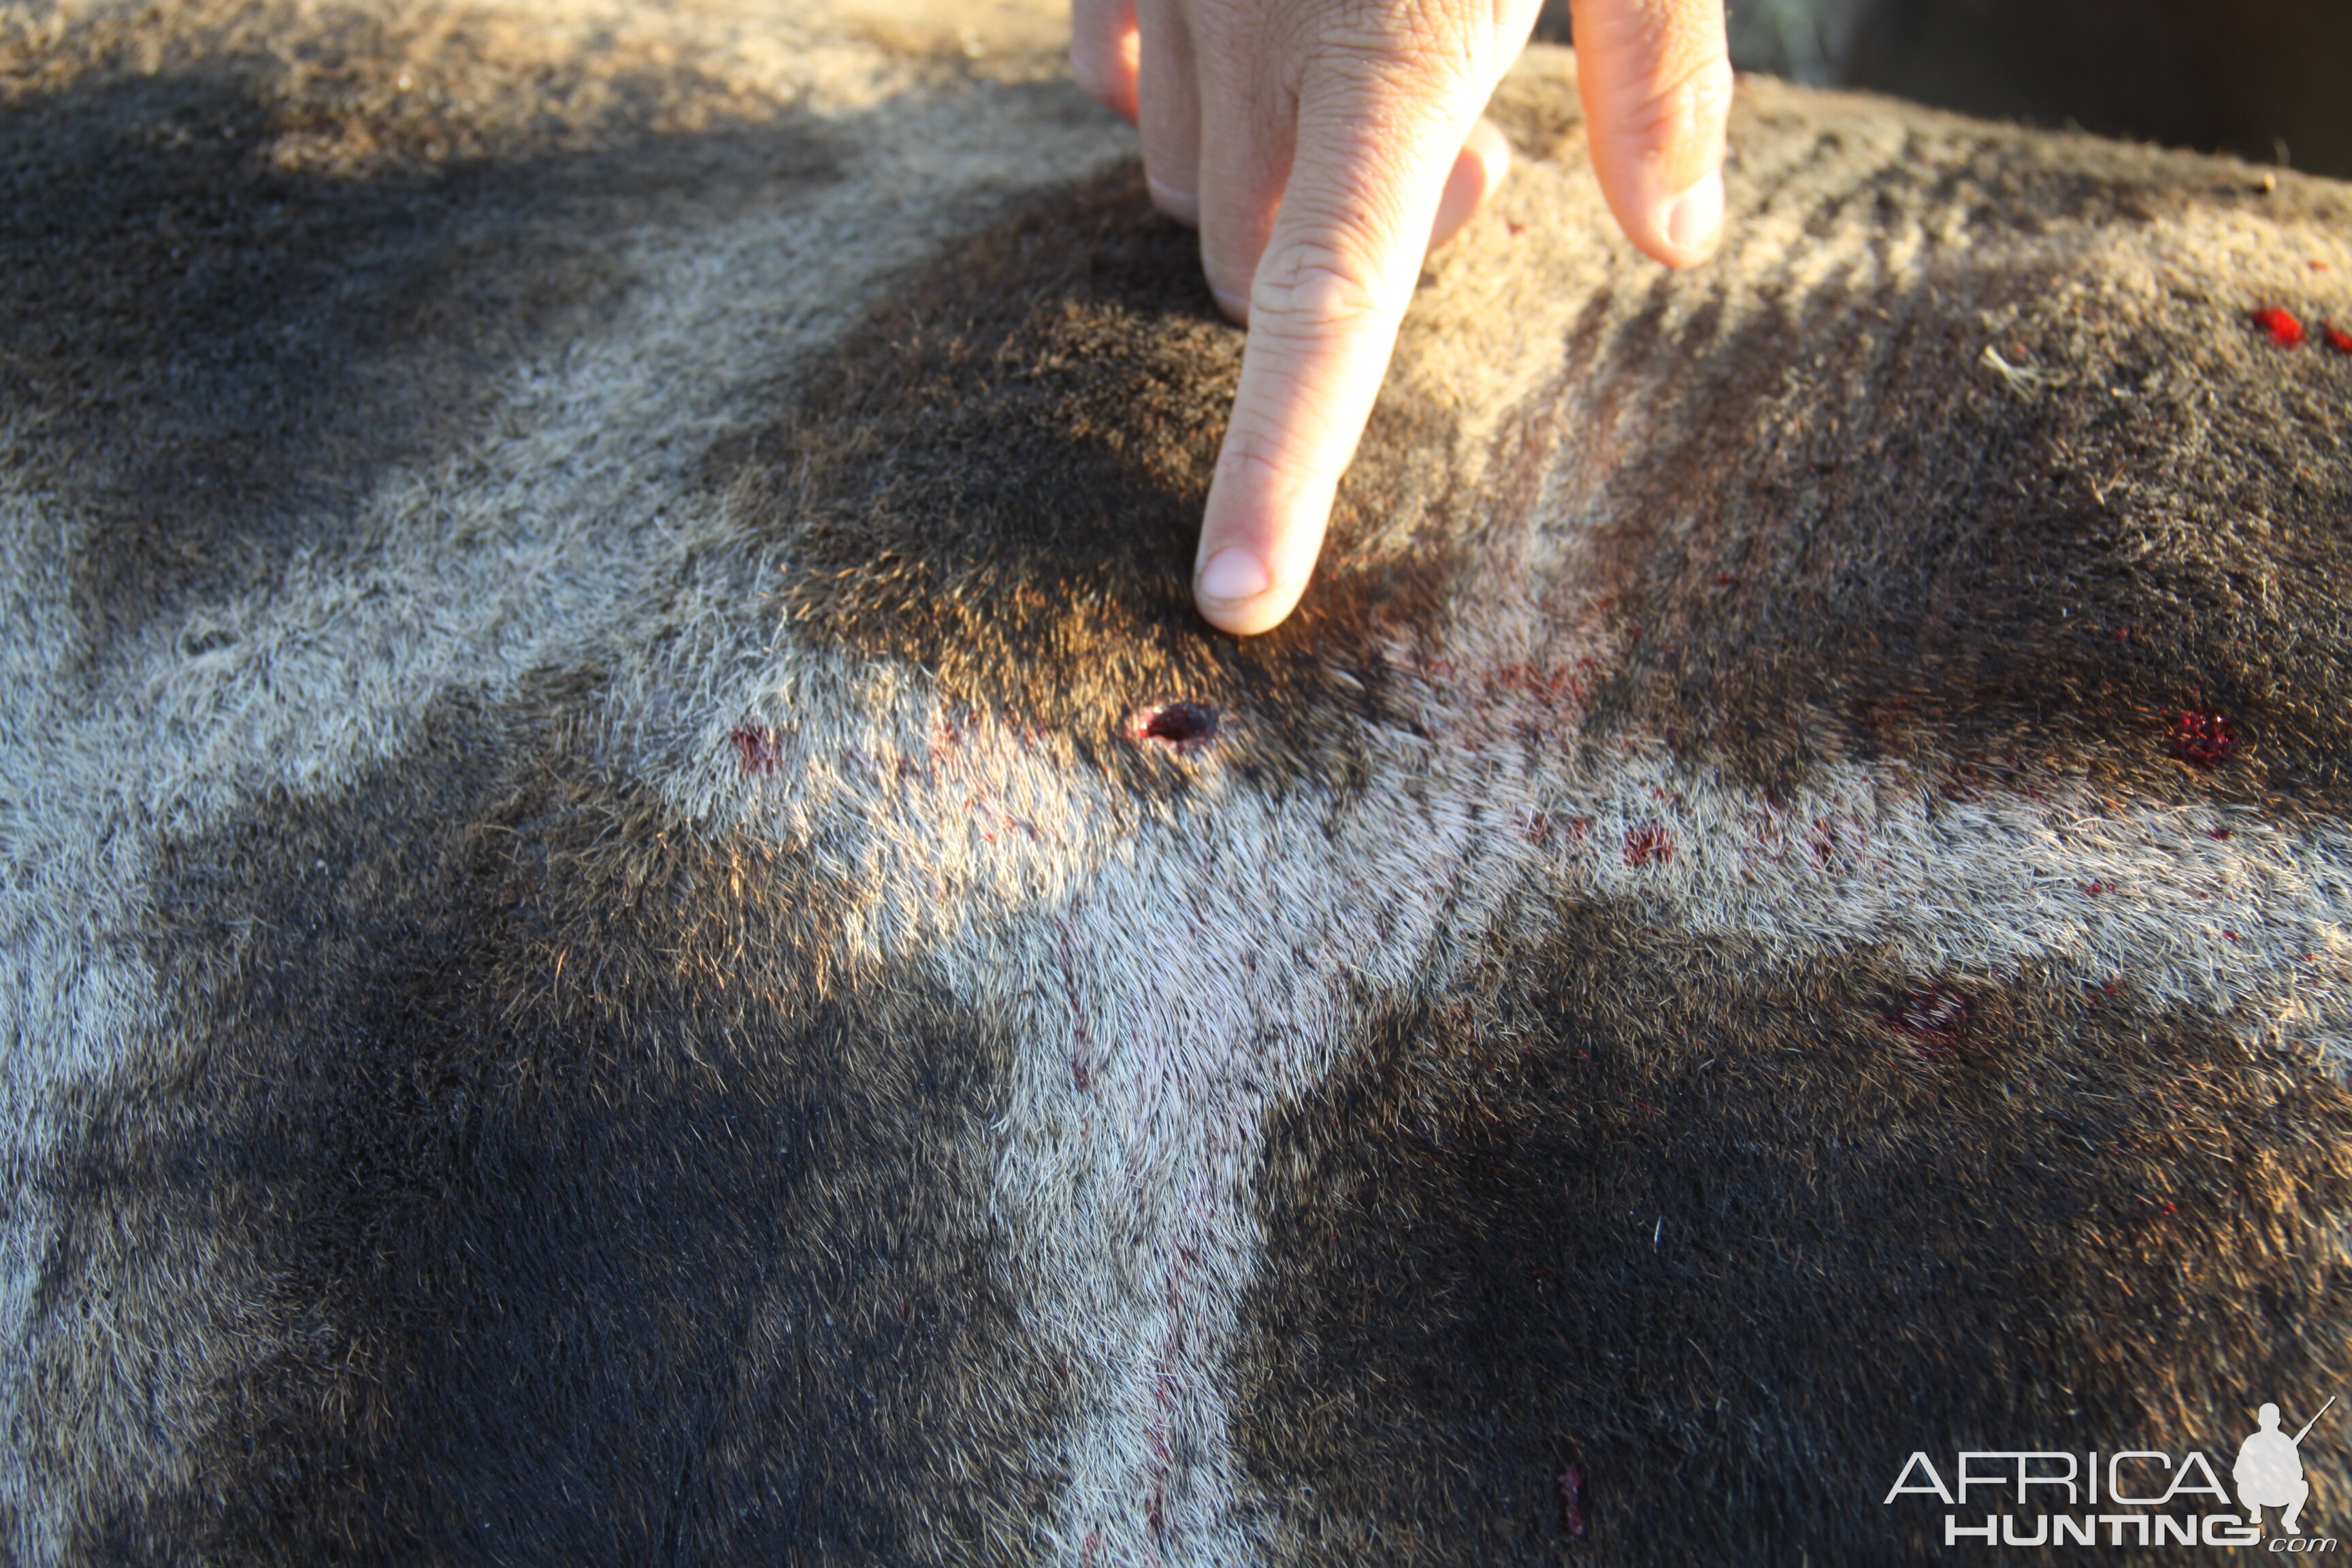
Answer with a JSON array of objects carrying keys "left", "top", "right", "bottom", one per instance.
[{"left": 3, "top": 1, "right": 2349, "bottom": 1562}]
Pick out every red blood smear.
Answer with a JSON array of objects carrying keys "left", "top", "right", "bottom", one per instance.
[
  {"left": 730, "top": 726, "right": 782, "bottom": 774},
  {"left": 2253, "top": 306, "right": 2306, "bottom": 346},
  {"left": 2170, "top": 708, "right": 2238, "bottom": 768},
  {"left": 2326, "top": 324, "right": 2352, "bottom": 354},
  {"left": 2208, "top": 828, "right": 2232, "bottom": 840},
  {"left": 1559, "top": 1465, "right": 1588, "bottom": 1537},
  {"left": 1622, "top": 823, "right": 1674, "bottom": 867},
  {"left": 1136, "top": 701, "right": 1220, "bottom": 747}
]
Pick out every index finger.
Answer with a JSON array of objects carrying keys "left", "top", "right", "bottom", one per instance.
[{"left": 1191, "top": 74, "right": 1485, "bottom": 636}]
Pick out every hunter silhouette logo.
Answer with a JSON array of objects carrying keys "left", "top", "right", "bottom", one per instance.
[
  {"left": 1884, "top": 1395, "right": 2339, "bottom": 1550},
  {"left": 2240, "top": 1398, "right": 2335, "bottom": 1537}
]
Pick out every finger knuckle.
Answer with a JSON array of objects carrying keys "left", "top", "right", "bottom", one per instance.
[
  {"left": 1251, "top": 235, "right": 1391, "bottom": 332},
  {"left": 1218, "top": 419, "right": 1341, "bottom": 495},
  {"left": 1324, "top": 0, "right": 1485, "bottom": 67},
  {"left": 1627, "top": 50, "right": 1735, "bottom": 144}
]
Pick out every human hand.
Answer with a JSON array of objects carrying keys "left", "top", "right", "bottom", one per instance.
[{"left": 1071, "top": 0, "right": 1732, "bottom": 634}]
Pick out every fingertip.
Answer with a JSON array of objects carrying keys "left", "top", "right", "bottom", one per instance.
[
  {"left": 1068, "top": 0, "right": 1141, "bottom": 121},
  {"left": 1193, "top": 464, "right": 1326, "bottom": 635},
  {"left": 1197, "top": 545, "right": 1271, "bottom": 602},
  {"left": 1466, "top": 115, "right": 1513, "bottom": 180},
  {"left": 1661, "top": 165, "right": 1724, "bottom": 263},
  {"left": 1132, "top": 1, "right": 1202, "bottom": 233},
  {"left": 1429, "top": 116, "right": 1513, "bottom": 251},
  {"left": 1572, "top": 0, "right": 1733, "bottom": 267},
  {"left": 1193, "top": 547, "right": 1281, "bottom": 635},
  {"left": 1603, "top": 160, "right": 1726, "bottom": 268},
  {"left": 1194, "top": 546, "right": 1300, "bottom": 636},
  {"left": 1071, "top": 50, "right": 1140, "bottom": 123}
]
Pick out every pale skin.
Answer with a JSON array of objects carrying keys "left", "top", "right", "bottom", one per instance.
[{"left": 1070, "top": 0, "right": 1733, "bottom": 634}]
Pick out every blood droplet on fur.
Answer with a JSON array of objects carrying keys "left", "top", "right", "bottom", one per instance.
[
  {"left": 2325, "top": 323, "right": 2352, "bottom": 354},
  {"left": 1622, "top": 823, "right": 1674, "bottom": 867},
  {"left": 2170, "top": 708, "right": 2237, "bottom": 768},
  {"left": 730, "top": 725, "right": 783, "bottom": 774},
  {"left": 1130, "top": 701, "right": 1220, "bottom": 751},
  {"left": 1558, "top": 1464, "right": 1588, "bottom": 1537},
  {"left": 2253, "top": 306, "right": 2306, "bottom": 346}
]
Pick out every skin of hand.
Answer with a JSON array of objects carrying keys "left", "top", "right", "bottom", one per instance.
[{"left": 1071, "top": 0, "right": 1733, "bottom": 634}]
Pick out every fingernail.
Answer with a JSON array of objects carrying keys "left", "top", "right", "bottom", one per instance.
[
  {"left": 1665, "top": 168, "right": 1725, "bottom": 255},
  {"left": 1196, "top": 546, "right": 1271, "bottom": 602}
]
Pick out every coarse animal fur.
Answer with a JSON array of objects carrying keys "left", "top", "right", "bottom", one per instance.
[{"left": 3, "top": 1, "right": 2350, "bottom": 1562}]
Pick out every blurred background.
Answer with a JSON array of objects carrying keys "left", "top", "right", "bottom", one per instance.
[{"left": 1535, "top": 0, "right": 2352, "bottom": 178}]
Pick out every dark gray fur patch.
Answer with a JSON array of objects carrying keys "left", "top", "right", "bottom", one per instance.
[
  {"left": 719, "top": 168, "right": 1481, "bottom": 800},
  {"left": 1235, "top": 902, "right": 2352, "bottom": 1564},
  {"left": 32, "top": 685, "right": 1062, "bottom": 1565},
  {"left": 1557, "top": 282, "right": 2352, "bottom": 815},
  {"left": 722, "top": 115, "right": 2352, "bottom": 826},
  {"left": 1501, "top": 121, "right": 2352, "bottom": 818},
  {"left": 0, "top": 47, "right": 838, "bottom": 658}
]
